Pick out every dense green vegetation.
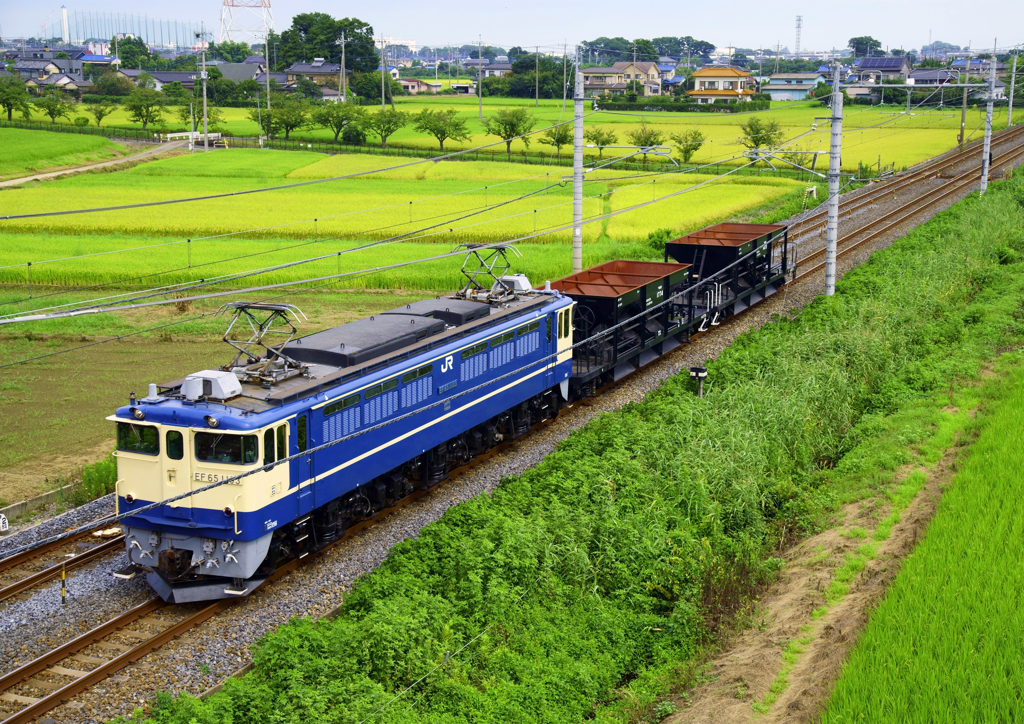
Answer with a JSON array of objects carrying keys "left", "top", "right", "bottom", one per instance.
[
  {"left": 823, "top": 359, "right": 1024, "bottom": 722},
  {"left": 126, "top": 176, "right": 1024, "bottom": 722},
  {"left": 0, "top": 127, "right": 124, "bottom": 179}
]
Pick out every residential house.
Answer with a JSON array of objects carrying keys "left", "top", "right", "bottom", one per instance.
[
  {"left": 285, "top": 59, "right": 345, "bottom": 85},
  {"left": 12, "top": 57, "right": 83, "bottom": 80},
  {"left": 120, "top": 69, "right": 201, "bottom": 90},
  {"left": 583, "top": 61, "right": 662, "bottom": 97},
  {"left": 244, "top": 56, "right": 266, "bottom": 65},
  {"left": 657, "top": 63, "right": 677, "bottom": 82},
  {"left": 951, "top": 58, "right": 1006, "bottom": 76},
  {"left": 815, "top": 64, "right": 852, "bottom": 81},
  {"left": 481, "top": 62, "right": 512, "bottom": 78},
  {"left": 761, "top": 72, "right": 826, "bottom": 101},
  {"left": 255, "top": 72, "right": 294, "bottom": 90},
  {"left": 377, "top": 65, "right": 401, "bottom": 80},
  {"left": 218, "top": 62, "right": 261, "bottom": 83},
  {"left": 398, "top": 77, "right": 440, "bottom": 94},
  {"left": 908, "top": 68, "right": 957, "bottom": 85},
  {"left": 853, "top": 56, "right": 911, "bottom": 82},
  {"left": 685, "top": 67, "right": 754, "bottom": 103},
  {"left": 25, "top": 73, "right": 93, "bottom": 93}
]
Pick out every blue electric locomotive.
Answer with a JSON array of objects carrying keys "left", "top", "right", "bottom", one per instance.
[{"left": 112, "top": 261, "right": 574, "bottom": 602}]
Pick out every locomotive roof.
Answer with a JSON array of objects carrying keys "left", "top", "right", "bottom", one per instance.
[
  {"left": 156, "top": 293, "right": 557, "bottom": 415},
  {"left": 670, "top": 222, "right": 787, "bottom": 247}
]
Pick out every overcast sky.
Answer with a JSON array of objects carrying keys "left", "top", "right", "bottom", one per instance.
[{"left": 2, "top": 0, "right": 1019, "bottom": 53}]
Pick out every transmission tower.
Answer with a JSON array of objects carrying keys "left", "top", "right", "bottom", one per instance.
[
  {"left": 219, "top": 0, "right": 274, "bottom": 45},
  {"left": 795, "top": 15, "right": 802, "bottom": 56}
]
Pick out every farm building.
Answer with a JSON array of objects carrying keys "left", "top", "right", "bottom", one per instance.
[{"left": 398, "top": 78, "right": 441, "bottom": 94}]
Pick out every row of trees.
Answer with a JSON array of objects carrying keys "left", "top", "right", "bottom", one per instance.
[{"left": 580, "top": 36, "right": 716, "bottom": 64}]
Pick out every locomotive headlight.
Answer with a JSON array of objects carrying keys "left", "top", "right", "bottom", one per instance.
[
  {"left": 204, "top": 415, "right": 220, "bottom": 428},
  {"left": 130, "top": 407, "right": 145, "bottom": 420}
]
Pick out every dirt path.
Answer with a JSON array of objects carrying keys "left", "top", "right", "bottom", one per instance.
[
  {"left": 665, "top": 451, "right": 960, "bottom": 724},
  {"left": 0, "top": 140, "right": 189, "bottom": 187}
]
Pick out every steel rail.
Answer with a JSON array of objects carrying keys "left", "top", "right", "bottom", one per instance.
[
  {"left": 794, "top": 142, "right": 1024, "bottom": 282},
  {"left": 0, "top": 536, "right": 124, "bottom": 604},
  {"left": 0, "top": 518, "right": 116, "bottom": 574},
  {"left": 787, "top": 123, "right": 1024, "bottom": 239}
]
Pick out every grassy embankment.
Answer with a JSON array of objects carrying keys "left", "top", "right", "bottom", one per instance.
[
  {"left": 0, "top": 127, "right": 128, "bottom": 180},
  {"left": 123, "top": 177, "right": 1024, "bottom": 721},
  {"left": 822, "top": 359, "right": 1024, "bottom": 721},
  {"left": 15, "top": 97, "right": 1015, "bottom": 171}
]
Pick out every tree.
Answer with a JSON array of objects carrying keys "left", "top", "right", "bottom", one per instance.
[
  {"left": 625, "top": 122, "right": 665, "bottom": 161},
  {"left": 485, "top": 107, "right": 536, "bottom": 158},
  {"left": 273, "top": 95, "right": 311, "bottom": 140},
  {"left": 176, "top": 103, "right": 223, "bottom": 129},
  {"left": 362, "top": 107, "right": 409, "bottom": 149},
  {"left": 135, "top": 72, "right": 156, "bottom": 90},
  {"left": 625, "top": 80, "right": 644, "bottom": 97},
  {"left": 95, "top": 71, "right": 135, "bottom": 96},
  {"left": 848, "top": 36, "right": 882, "bottom": 58},
  {"left": 87, "top": 101, "right": 116, "bottom": 127},
  {"left": 278, "top": 13, "right": 377, "bottom": 73},
  {"left": 114, "top": 35, "right": 151, "bottom": 69},
  {"left": 295, "top": 76, "right": 324, "bottom": 99},
  {"left": 350, "top": 72, "right": 404, "bottom": 103},
  {"left": 632, "top": 39, "right": 658, "bottom": 62},
  {"left": 211, "top": 40, "right": 251, "bottom": 63},
  {"left": 0, "top": 75, "right": 30, "bottom": 121},
  {"left": 538, "top": 123, "right": 572, "bottom": 160},
  {"left": 508, "top": 46, "right": 525, "bottom": 59},
  {"left": 311, "top": 101, "right": 364, "bottom": 143},
  {"left": 739, "top": 117, "right": 785, "bottom": 152},
  {"left": 583, "top": 127, "right": 618, "bottom": 158},
  {"left": 670, "top": 128, "right": 705, "bottom": 164},
  {"left": 161, "top": 80, "right": 190, "bottom": 104},
  {"left": 124, "top": 88, "right": 164, "bottom": 130},
  {"left": 413, "top": 108, "right": 471, "bottom": 152},
  {"left": 55, "top": 51, "right": 71, "bottom": 60},
  {"left": 35, "top": 87, "right": 76, "bottom": 124},
  {"left": 811, "top": 81, "right": 832, "bottom": 99}
]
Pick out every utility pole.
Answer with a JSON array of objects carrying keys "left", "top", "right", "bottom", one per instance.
[
  {"left": 535, "top": 46, "right": 539, "bottom": 107},
  {"left": 339, "top": 32, "right": 346, "bottom": 103},
  {"left": 478, "top": 35, "right": 483, "bottom": 120},
  {"left": 562, "top": 41, "right": 567, "bottom": 112},
  {"left": 825, "top": 62, "right": 844, "bottom": 296},
  {"left": 380, "top": 34, "right": 386, "bottom": 111},
  {"left": 959, "top": 53, "right": 971, "bottom": 149},
  {"left": 572, "top": 51, "right": 584, "bottom": 274},
  {"left": 200, "top": 23, "right": 208, "bottom": 153},
  {"left": 1009, "top": 54, "right": 1018, "bottom": 127},
  {"left": 980, "top": 41, "right": 997, "bottom": 195}
]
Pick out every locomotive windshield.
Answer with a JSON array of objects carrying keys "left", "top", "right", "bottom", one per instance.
[
  {"left": 116, "top": 422, "right": 159, "bottom": 455},
  {"left": 195, "top": 432, "right": 259, "bottom": 465}
]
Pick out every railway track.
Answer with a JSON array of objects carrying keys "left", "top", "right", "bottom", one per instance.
[
  {"left": 786, "top": 123, "right": 1024, "bottom": 243},
  {"left": 793, "top": 134, "right": 1024, "bottom": 282},
  {"left": 6, "top": 124, "right": 1024, "bottom": 724},
  {"left": 0, "top": 520, "right": 122, "bottom": 605}
]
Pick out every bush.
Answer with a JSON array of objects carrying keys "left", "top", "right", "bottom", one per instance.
[
  {"left": 73, "top": 116, "right": 91, "bottom": 126},
  {"left": 647, "top": 227, "right": 674, "bottom": 252},
  {"left": 341, "top": 124, "right": 366, "bottom": 145},
  {"left": 598, "top": 99, "right": 771, "bottom": 113}
]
